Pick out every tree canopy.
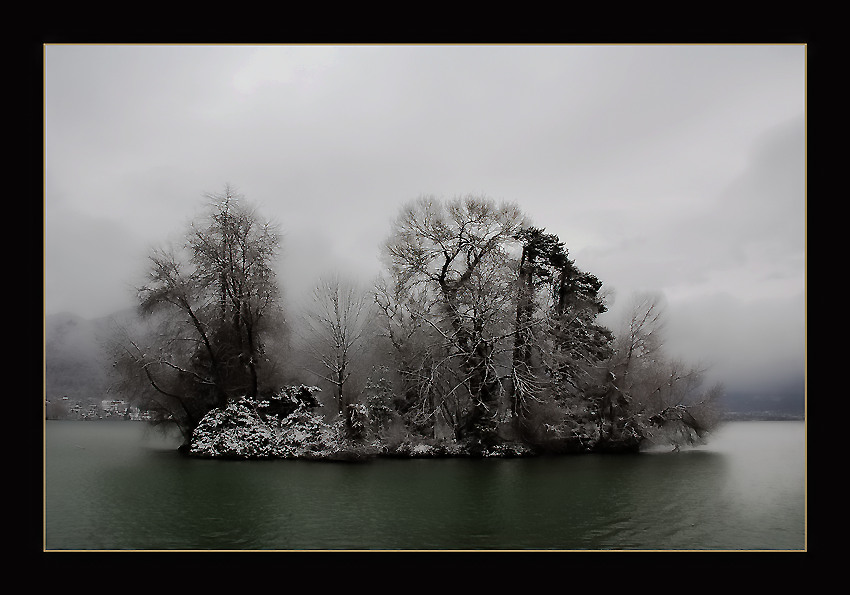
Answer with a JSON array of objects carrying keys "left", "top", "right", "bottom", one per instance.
[
  {"left": 109, "top": 190, "right": 723, "bottom": 458},
  {"left": 109, "top": 186, "right": 287, "bottom": 448},
  {"left": 373, "top": 195, "right": 721, "bottom": 454}
]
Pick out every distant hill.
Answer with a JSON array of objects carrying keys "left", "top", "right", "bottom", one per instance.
[
  {"left": 721, "top": 382, "right": 805, "bottom": 420},
  {"left": 44, "top": 310, "right": 139, "bottom": 403}
]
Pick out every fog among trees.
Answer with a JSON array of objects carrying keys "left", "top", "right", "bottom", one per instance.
[{"left": 104, "top": 187, "right": 723, "bottom": 457}]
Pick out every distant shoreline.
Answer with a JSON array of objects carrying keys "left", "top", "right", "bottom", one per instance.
[{"left": 722, "top": 412, "right": 804, "bottom": 422}]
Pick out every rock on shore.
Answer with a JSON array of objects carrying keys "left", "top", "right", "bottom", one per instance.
[{"left": 189, "top": 387, "right": 344, "bottom": 460}]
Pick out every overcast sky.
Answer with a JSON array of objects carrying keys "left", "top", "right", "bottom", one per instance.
[{"left": 44, "top": 44, "right": 806, "bottom": 396}]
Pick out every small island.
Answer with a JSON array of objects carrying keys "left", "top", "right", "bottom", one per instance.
[
  {"left": 186, "top": 383, "right": 715, "bottom": 461},
  {"left": 108, "top": 187, "right": 723, "bottom": 460}
]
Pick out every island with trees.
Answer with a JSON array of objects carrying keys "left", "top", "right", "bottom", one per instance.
[{"left": 107, "top": 186, "right": 723, "bottom": 460}]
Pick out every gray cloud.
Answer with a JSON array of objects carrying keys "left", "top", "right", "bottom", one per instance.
[{"left": 44, "top": 44, "right": 806, "bottom": 397}]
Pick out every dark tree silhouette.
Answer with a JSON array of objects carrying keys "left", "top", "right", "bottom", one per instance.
[{"left": 109, "top": 185, "right": 286, "bottom": 449}]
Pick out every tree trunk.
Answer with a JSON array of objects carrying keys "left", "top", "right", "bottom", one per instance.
[
  {"left": 511, "top": 246, "right": 534, "bottom": 422},
  {"left": 243, "top": 314, "right": 259, "bottom": 400}
]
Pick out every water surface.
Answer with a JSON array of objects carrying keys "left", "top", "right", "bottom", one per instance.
[{"left": 44, "top": 420, "right": 805, "bottom": 551}]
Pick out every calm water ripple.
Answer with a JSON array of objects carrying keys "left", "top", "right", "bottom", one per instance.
[{"left": 44, "top": 420, "right": 805, "bottom": 551}]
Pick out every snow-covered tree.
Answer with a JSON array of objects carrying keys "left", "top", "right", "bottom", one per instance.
[
  {"left": 506, "top": 227, "right": 614, "bottom": 447},
  {"left": 379, "top": 194, "right": 526, "bottom": 447}
]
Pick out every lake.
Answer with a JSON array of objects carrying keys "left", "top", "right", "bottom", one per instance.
[{"left": 43, "top": 419, "right": 805, "bottom": 551}]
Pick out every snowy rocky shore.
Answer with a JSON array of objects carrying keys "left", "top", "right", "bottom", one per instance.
[{"left": 187, "top": 385, "right": 535, "bottom": 461}]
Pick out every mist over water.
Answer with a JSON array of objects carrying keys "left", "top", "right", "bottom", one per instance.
[{"left": 44, "top": 420, "right": 805, "bottom": 551}]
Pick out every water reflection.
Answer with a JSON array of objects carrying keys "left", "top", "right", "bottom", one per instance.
[{"left": 45, "top": 421, "right": 805, "bottom": 550}]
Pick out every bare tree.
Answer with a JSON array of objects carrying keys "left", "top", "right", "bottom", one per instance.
[
  {"left": 380, "top": 194, "right": 527, "bottom": 445},
  {"left": 605, "top": 292, "right": 724, "bottom": 448},
  {"left": 188, "top": 185, "right": 284, "bottom": 401},
  {"left": 301, "top": 274, "right": 371, "bottom": 432},
  {"left": 108, "top": 185, "right": 286, "bottom": 450},
  {"left": 374, "top": 273, "right": 464, "bottom": 439}
]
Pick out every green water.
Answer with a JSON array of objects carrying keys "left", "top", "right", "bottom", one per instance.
[{"left": 43, "top": 420, "right": 805, "bottom": 551}]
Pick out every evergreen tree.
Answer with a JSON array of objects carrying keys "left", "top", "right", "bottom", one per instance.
[{"left": 510, "top": 227, "right": 614, "bottom": 447}]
